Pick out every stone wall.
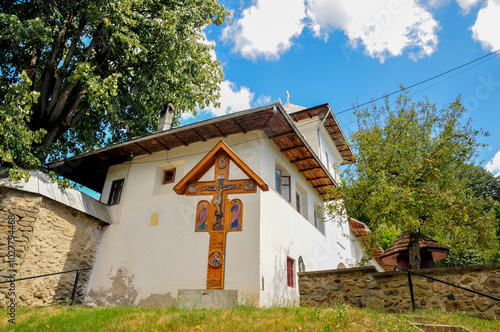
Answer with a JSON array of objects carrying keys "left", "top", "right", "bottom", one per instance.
[
  {"left": 0, "top": 188, "right": 104, "bottom": 307},
  {"left": 299, "top": 264, "right": 500, "bottom": 319}
]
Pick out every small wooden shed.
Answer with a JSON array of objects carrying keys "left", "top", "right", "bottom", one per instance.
[{"left": 380, "top": 231, "right": 449, "bottom": 270}]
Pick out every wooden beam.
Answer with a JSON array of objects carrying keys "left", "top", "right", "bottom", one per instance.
[
  {"left": 298, "top": 165, "right": 322, "bottom": 172},
  {"left": 305, "top": 175, "right": 328, "bottom": 181},
  {"left": 136, "top": 142, "right": 152, "bottom": 154},
  {"left": 212, "top": 123, "right": 227, "bottom": 137},
  {"left": 262, "top": 112, "right": 274, "bottom": 129},
  {"left": 192, "top": 128, "right": 207, "bottom": 142},
  {"left": 313, "top": 183, "right": 333, "bottom": 188},
  {"left": 154, "top": 138, "right": 170, "bottom": 151},
  {"left": 174, "top": 133, "right": 189, "bottom": 146},
  {"left": 232, "top": 119, "right": 247, "bottom": 134},
  {"left": 268, "top": 131, "right": 294, "bottom": 140},
  {"left": 291, "top": 156, "right": 314, "bottom": 163},
  {"left": 280, "top": 146, "right": 301, "bottom": 153}
]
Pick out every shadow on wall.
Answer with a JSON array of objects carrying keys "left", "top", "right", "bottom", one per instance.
[{"left": 262, "top": 252, "right": 298, "bottom": 307}]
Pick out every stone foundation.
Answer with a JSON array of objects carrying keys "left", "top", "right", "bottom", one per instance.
[
  {"left": 0, "top": 188, "right": 105, "bottom": 307},
  {"left": 298, "top": 264, "right": 500, "bottom": 319}
]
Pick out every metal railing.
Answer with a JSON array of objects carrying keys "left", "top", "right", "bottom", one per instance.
[
  {"left": 0, "top": 267, "right": 92, "bottom": 305},
  {"left": 401, "top": 268, "right": 500, "bottom": 312}
]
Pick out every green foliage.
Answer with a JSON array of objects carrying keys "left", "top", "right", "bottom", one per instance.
[
  {"left": 436, "top": 247, "right": 484, "bottom": 267},
  {"left": 460, "top": 164, "right": 500, "bottom": 202},
  {"left": 376, "top": 224, "right": 401, "bottom": 251},
  {"left": 0, "top": 71, "right": 45, "bottom": 181},
  {"left": 0, "top": 0, "right": 230, "bottom": 172},
  {"left": 327, "top": 91, "right": 497, "bottom": 266}
]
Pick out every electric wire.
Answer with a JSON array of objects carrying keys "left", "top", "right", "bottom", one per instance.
[{"left": 335, "top": 48, "right": 500, "bottom": 116}]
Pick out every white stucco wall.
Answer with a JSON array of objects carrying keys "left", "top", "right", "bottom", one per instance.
[
  {"left": 257, "top": 138, "right": 356, "bottom": 307},
  {"left": 291, "top": 117, "right": 343, "bottom": 182},
  {"left": 86, "top": 127, "right": 361, "bottom": 307},
  {"left": 86, "top": 133, "right": 264, "bottom": 306}
]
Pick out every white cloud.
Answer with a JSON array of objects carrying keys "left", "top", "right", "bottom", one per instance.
[
  {"left": 204, "top": 80, "right": 255, "bottom": 116},
  {"left": 485, "top": 149, "right": 500, "bottom": 176},
  {"left": 222, "top": 0, "right": 306, "bottom": 60},
  {"left": 471, "top": 0, "right": 500, "bottom": 51},
  {"left": 456, "top": 0, "right": 482, "bottom": 13},
  {"left": 223, "top": 0, "right": 440, "bottom": 62},
  {"left": 426, "top": 0, "right": 452, "bottom": 10},
  {"left": 307, "top": 0, "right": 440, "bottom": 62}
]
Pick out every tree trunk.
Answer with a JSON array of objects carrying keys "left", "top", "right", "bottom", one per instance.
[{"left": 408, "top": 232, "right": 422, "bottom": 270}]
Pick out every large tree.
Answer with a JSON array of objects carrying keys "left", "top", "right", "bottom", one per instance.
[
  {"left": 327, "top": 91, "right": 497, "bottom": 269},
  {"left": 0, "top": 0, "right": 229, "bottom": 179}
]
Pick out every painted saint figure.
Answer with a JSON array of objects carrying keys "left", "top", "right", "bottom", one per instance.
[
  {"left": 229, "top": 200, "right": 242, "bottom": 230},
  {"left": 196, "top": 203, "right": 208, "bottom": 231},
  {"left": 210, "top": 253, "right": 221, "bottom": 267}
]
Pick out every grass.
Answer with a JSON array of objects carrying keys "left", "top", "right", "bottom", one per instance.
[{"left": 0, "top": 305, "right": 499, "bottom": 331}]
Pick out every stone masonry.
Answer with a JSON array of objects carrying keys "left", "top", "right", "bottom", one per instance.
[
  {"left": 299, "top": 264, "right": 500, "bottom": 319},
  {"left": 0, "top": 188, "right": 104, "bottom": 307}
]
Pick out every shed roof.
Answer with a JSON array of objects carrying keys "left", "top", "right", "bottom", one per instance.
[
  {"left": 46, "top": 101, "right": 354, "bottom": 196},
  {"left": 380, "top": 231, "right": 449, "bottom": 263},
  {"left": 0, "top": 169, "right": 111, "bottom": 224}
]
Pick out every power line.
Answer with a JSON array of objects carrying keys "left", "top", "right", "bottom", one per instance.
[{"left": 335, "top": 48, "right": 500, "bottom": 116}]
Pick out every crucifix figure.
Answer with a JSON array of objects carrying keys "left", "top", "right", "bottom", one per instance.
[
  {"left": 205, "top": 174, "right": 237, "bottom": 231},
  {"left": 174, "top": 141, "right": 268, "bottom": 289}
]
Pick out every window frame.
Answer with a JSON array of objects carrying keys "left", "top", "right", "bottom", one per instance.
[
  {"left": 286, "top": 257, "right": 295, "bottom": 287},
  {"left": 295, "top": 191, "right": 301, "bottom": 213},
  {"left": 282, "top": 176, "right": 291, "bottom": 202},
  {"left": 275, "top": 168, "right": 291, "bottom": 202},
  {"left": 162, "top": 168, "right": 176, "bottom": 184},
  {"left": 275, "top": 169, "right": 282, "bottom": 194},
  {"left": 108, "top": 178, "right": 125, "bottom": 205}
]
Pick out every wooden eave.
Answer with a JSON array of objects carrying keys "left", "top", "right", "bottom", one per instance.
[
  {"left": 46, "top": 102, "right": 340, "bottom": 198},
  {"left": 173, "top": 140, "right": 268, "bottom": 195},
  {"left": 288, "top": 104, "right": 355, "bottom": 165}
]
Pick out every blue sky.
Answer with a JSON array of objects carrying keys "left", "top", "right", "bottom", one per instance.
[{"left": 180, "top": 0, "right": 500, "bottom": 176}]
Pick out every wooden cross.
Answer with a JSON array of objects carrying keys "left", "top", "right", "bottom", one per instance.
[{"left": 174, "top": 141, "right": 268, "bottom": 290}]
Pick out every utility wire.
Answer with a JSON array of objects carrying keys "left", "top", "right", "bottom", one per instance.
[{"left": 335, "top": 48, "right": 500, "bottom": 116}]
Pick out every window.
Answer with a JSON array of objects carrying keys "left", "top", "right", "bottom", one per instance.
[
  {"left": 275, "top": 169, "right": 281, "bottom": 193},
  {"left": 298, "top": 256, "right": 305, "bottom": 272},
  {"left": 287, "top": 257, "right": 295, "bottom": 287},
  {"left": 108, "top": 179, "right": 124, "bottom": 205},
  {"left": 313, "top": 204, "right": 321, "bottom": 228},
  {"left": 162, "top": 168, "right": 176, "bottom": 184},
  {"left": 295, "top": 191, "right": 301, "bottom": 213},
  {"left": 275, "top": 169, "right": 291, "bottom": 202},
  {"left": 282, "top": 176, "right": 290, "bottom": 201}
]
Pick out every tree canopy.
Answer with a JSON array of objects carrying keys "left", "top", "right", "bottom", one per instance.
[
  {"left": 327, "top": 91, "right": 498, "bottom": 269},
  {"left": 0, "top": 0, "right": 229, "bottom": 180}
]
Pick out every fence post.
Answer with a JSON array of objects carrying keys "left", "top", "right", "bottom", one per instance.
[
  {"left": 407, "top": 270, "right": 416, "bottom": 312},
  {"left": 70, "top": 269, "right": 81, "bottom": 306}
]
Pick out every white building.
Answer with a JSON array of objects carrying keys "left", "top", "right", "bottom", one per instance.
[{"left": 48, "top": 100, "right": 383, "bottom": 307}]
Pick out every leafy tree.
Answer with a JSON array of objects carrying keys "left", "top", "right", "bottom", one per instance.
[
  {"left": 327, "top": 91, "right": 497, "bottom": 269},
  {"left": 0, "top": 0, "right": 229, "bottom": 178},
  {"left": 460, "top": 165, "right": 500, "bottom": 202},
  {"left": 436, "top": 247, "right": 484, "bottom": 267},
  {"left": 0, "top": 72, "right": 45, "bottom": 181}
]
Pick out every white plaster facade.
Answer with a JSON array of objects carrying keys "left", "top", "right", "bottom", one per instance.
[{"left": 44, "top": 102, "right": 379, "bottom": 307}]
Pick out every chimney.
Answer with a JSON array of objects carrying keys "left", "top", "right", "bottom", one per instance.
[{"left": 157, "top": 102, "right": 175, "bottom": 131}]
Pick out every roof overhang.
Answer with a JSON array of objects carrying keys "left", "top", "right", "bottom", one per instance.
[
  {"left": 287, "top": 104, "right": 355, "bottom": 164},
  {"left": 46, "top": 102, "right": 352, "bottom": 198}
]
